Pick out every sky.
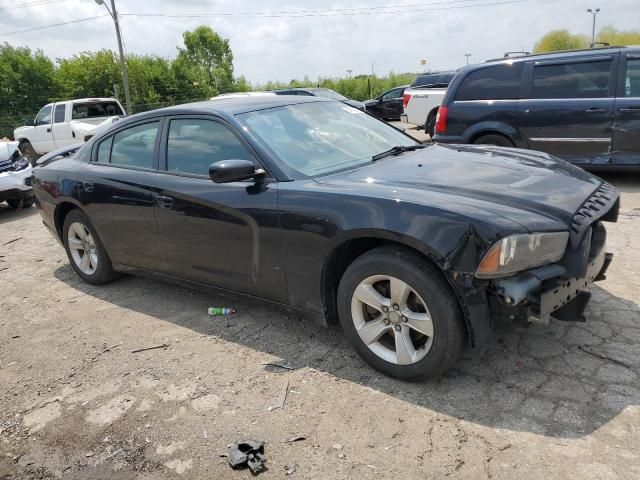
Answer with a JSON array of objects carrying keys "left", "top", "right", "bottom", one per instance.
[{"left": 1, "top": 0, "right": 639, "bottom": 85}]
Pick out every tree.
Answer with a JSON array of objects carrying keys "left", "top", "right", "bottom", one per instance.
[
  {"left": 177, "top": 26, "right": 234, "bottom": 97},
  {"left": 597, "top": 26, "right": 640, "bottom": 46},
  {"left": 532, "top": 30, "right": 588, "bottom": 54},
  {"left": 54, "top": 50, "right": 120, "bottom": 100},
  {"left": 0, "top": 43, "right": 55, "bottom": 138}
]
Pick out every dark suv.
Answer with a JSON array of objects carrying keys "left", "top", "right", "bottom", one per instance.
[{"left": 433, "top": 46, "right": 640, "bottom": 169}]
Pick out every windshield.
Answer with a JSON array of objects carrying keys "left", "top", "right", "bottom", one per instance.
[
  {"left": 312, "top": 89, "right": 348, "bottom": 101},
  {"left": 72, "top": 101, "right": 124, "bottom": 120},
  {"left": 237, "top": 101, "right": 416, "bottom": 177}
]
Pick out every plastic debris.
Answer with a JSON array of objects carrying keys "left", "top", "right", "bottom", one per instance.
[
  {"left": 208, "top": 307, "right": 236, "bottom": 316},
  {"left": 283, "top": 435, "right": 306, "bottom": 443},
  {"left": 285, "top": 464, "right": 297, "bottom": 475},
  {"left": 267, "top": 380, "right": 289, "bottom": 411},
  {"left": 227, "top": 440, "right": 266, "bottom": 475}
]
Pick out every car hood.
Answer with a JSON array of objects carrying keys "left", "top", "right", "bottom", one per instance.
[{"left": 315, "top": 143, "right": 603, "bottom": 228}]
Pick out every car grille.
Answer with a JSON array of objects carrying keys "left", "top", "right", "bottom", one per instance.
[
  {"left": 0, "top": 158, "right": 13, "bottom": 174},
  {"left": 570, "top": 182, "right": 618, "bottom": 249}
]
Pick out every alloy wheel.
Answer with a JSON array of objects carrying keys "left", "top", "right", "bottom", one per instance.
[
  {"left": 350, "top": 274, "right": 434, "bottom": 365},
  {"left": 67, "top": 221, "right": 98, "bottom": 275}
]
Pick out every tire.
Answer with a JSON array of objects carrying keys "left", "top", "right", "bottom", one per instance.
[
  {"left": 62, "top": 209, "right": 119, "bottom": 285},
  {"left": 473, "top": 134, "right": 514, "bottom": 147},
  {"left": 19, "top": 141, "right": 39, "bottom": 166},
  {"left": 426, "top": 115, "right": 436, "bottom": 138},
  {"left": 337, "top": 246, "right": 465, "bottom": 381},
  {"left": 7, "top": 194, "right": 34, "bottom": 209}
]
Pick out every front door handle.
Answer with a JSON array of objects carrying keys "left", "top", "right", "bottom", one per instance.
[
  {"left": 156, "top": 195, "right": 174, "bottom": 209},
  {"left": 585, "top": 107, "right": 607, "bottom": 113},
  {"left": 619, "top": 106, "right": 640, "bottom": 112},
  {"left": 46, "top": 127, "right": 51, "bottom": 133},
  {"left": 81, "top": 181, "right": 95, "bottom": 193}
]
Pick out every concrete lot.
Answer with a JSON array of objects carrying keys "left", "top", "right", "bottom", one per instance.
[{"left": 1, "top": 150, "right": 639, "bottom": 478}]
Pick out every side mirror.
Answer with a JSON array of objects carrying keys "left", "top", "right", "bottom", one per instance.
[{"left": 209, "top": 159, "right": 264, "bottom": 183}]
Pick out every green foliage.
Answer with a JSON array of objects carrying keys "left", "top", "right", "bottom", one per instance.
[
  {"left": 532, "top": 30, "right": 588, "bottom": 54},
  {"left": 176, "top": 26, "right": 234, "bottom": 97},
  {"left": 0, "top": 43, "right": 55, "bottom": 138},
  {"left": 597, "top": 26, "right": 640, "bottom": 46}
]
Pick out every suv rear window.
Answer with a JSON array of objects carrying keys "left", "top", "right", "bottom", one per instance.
[
  {"left": 411, "top": 72, "right": 455, "bottom": 88},
  {"left": 455, "top": 63, "right": 523, "bottom": 101},
  {"left": 72, "top": 101, "right": 124, "bottom": 120},
  {"left": 531, "top": 59, "right": 612, "bottom": 99}
]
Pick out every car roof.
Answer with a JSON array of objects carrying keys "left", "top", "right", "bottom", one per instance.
[
  {"left": 116, "top": 96, "right": 334, "bottom": 124},
  {"left": 481, "top": 45, "right": 639, "bottom": 65}
]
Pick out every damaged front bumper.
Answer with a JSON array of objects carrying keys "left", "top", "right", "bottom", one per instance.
[{"left": 489, "top": 224, "right": 611, "bottom": 324}]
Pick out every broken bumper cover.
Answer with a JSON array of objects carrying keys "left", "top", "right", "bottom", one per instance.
[
  {"left": 0, "top": 165, "right": 33, "bottom": 201},
  {"left": 490, "top": 245, "right": 612, "bottom": 324}
]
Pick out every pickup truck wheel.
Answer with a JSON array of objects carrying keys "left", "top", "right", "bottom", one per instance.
[
  {"left": 19, "top": 142, "right": 39, "bottom": 165},
  {"left": 63, "top": 209, "right": 119, "bottom": 285},
  {"left": 337, "top": 246, "right": 465, "bottom": 381},
  {"left": 473, "top": 134, "right": 514, "bottom": 147},
  {"left": 426, "top": 116, "right": 436, "bottom": 138}
]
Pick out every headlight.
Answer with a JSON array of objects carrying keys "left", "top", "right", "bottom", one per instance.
[
  {"left": 476, "top": 232, "right": 569, "bottom": 278},
  {"left": 12, "top": 156, "right": 30, "bottom": 171}
]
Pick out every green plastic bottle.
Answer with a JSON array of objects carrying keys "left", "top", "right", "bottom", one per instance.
[{"left": 208, "top": 307, "right": 236, "bottom": 316}]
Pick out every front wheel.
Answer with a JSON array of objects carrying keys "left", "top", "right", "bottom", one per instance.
[
  {"left": 6, "top": 194, "right": 34, "bottom": 209},
  {"left": 337, "top": 246, "right": 465, "bottom": 381},
  {"left": 19, "top": 142, "right": 39, "bottom": 165},
  {"left": 63, "top": 209, "right": 119, "bottom": 285}
]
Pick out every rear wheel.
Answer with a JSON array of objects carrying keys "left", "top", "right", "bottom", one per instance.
[
  {"left": 473, "top": 134, "right": 514, "bottom": 147},
  {"left": 337, "top": 246, "right": 465, "bottom": 381},
  {"left": 425, "top": 115, "right": 436, "bottom": 138},
  {"left": 19, "top": 141, "right": 39, "bottom": 165},
  {"left": 63, "top": 209, "right": 119, "bottom": 285}
]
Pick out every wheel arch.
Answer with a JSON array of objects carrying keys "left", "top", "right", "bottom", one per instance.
[
  {"left": 320, "top": 234, "right": 476, "bottom": 345},
  {"left": 53, "top": 200, "right": 86, "bottom": 241},
  {"left": 464, "top": 121, "right": 527, "bottom": 148}
]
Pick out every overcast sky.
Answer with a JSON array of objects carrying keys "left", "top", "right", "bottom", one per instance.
[{"left": 1, "top": 0, "right": 638, "bottom": 84}]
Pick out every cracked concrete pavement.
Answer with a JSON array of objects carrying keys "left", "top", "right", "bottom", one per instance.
[{"left": 0, "top": 168, "right": 639, "bottom": 479}]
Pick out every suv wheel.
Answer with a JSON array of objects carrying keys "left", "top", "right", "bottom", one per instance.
[
  {"left": 337, "top": 246, "right": 465, "bottom": 381},
  {"left": 63, "top": 209, "right": 119, "bottom": 285},
  {"left": 473, "top": 134, "right": 514, "bottom": 147}
]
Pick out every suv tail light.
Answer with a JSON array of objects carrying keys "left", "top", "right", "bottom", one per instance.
[
  {"left": 434, "top": 106, "right": 448, "bottom": 134},
  {"left": 402, "top": 94, "right": 411, "bottom": 108}
]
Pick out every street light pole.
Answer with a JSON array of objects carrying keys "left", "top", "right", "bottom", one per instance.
[
  {"left": 95, "top": 0, "right": 132, "bottom": 115},
  {"left": 587, "top": 8, "right": 600, "bottom": 46}
]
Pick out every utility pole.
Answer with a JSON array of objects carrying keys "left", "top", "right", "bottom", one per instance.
[
  {"left": 95, "top": 0, "right": 132, "bottom": 115},
  {"left": 464, "top": 53, "right": 471, "bottom": 65},
  {"left": 587, "top": 8, "right": 600, "bottom": 46},
  {"left": 347, "top": 69, "right": 353, "bottom": 78}
]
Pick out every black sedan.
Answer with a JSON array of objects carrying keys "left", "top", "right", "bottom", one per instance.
[
  {"left": 363, "top": 85, "right": 408, "bottom": 120},
  {"left": 32, "top": 96, "right": 618, "bottom": 380},
  {"left": 273, "top": 87, "right": 366, "bottom": 111}
]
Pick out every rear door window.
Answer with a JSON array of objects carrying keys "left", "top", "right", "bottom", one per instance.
[
  {"left": 624, "top": 57, "right": 640, "bottom": 97},
  {"left": 532, "top": 59, "right": 612, "bottom": 99},
  {"left": 110, "top": 122, "right": 159, "bottom": 169},
  {"left": 455, "top": 64, "right": 524, "bottom": 100}
]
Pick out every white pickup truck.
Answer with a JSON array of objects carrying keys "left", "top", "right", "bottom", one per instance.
[
  {"left": 400, "top": 72, "right": 456, "bottom": 137},
  {"left": 13, "top": 98, "right": 125, "bottom": 163}
]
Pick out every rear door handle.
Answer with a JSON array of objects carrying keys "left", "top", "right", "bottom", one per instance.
[
  {"left": 619, "top": 106, "right": 640, "bottom": 112},
  {"left": 585, "top": 107, "right": 607, "bottom": 113},
  {"left": 81, "top": 181, "right": 95, "bottom": 193},
  {"left": 155, "top": 195, "right": 174, "bottom": 209}
]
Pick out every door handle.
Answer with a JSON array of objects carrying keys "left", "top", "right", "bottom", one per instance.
[
  {"left": 619, "top": 106, "right": 640, "bottom": 112},
  {"left": 46, "top": 127, "right": 51, "bottom": 133},
  {"left": 81, "top": 181, "right": 95, "bottom": 193},
  {"left": 585, "top": 107, "right": 607, "bottom": 113},
  {"left": 155, "top": 195, "right": 174, "bottom": 209}
]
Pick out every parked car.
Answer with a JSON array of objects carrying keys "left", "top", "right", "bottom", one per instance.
[
  {"left": 14, "top": 98, "right": 126, "bottom": 164},
  {"left": 433, "top": 46, "right": 640, "bottom": 169},
  {"left": 32, "top": 96, "right": 618, "bottom": 380},
  {"left": 401, "top": 72, "right": 456, "bottom": 136},
  {"left": 364, "top": 85, "right": 409, "bottom": 120},
  {"left": 273, "top": 87, "right": 366, "bottom": 111},
  {"left": 211, "top": 92, "right": 276, "bottom": 100},
  {"left": 0, "top": 140, "right": 33, "bottom": 208}
]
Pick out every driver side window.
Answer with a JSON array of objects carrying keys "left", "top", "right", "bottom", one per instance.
[
  {"left": 382, "top": 88, "right": 402, "bottom": 101},
  {"left": 166, "top": 118, "right": 254, "bottom": 176},
  {"left": 35, "top": 105, "right": 52, "bottom": 126}
]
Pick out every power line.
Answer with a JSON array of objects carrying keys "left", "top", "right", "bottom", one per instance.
[
  {"left": 1, "top": 14, "right": 108, "bottom": 36},
  {"left": 0, "top": 0, "right": 70, "bottom": 11},
  {"left": 121, "top": 0, "right": 535, "bottom": 19}
]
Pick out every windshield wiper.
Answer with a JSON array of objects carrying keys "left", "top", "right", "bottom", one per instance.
[{"left": 372, "top": 144, "right": 427, "bottom": 161}]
